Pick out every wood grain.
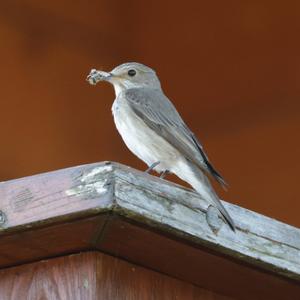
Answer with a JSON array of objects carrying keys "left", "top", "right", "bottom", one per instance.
[
  {"left": 0, "top": 161, "right": 299, "bottom": 299},
  {"left": 113, "top": 164, "right": 300, "bottom": 280},
  {"left": 0, "top": 252, "right": 97, "bottom": 300},
  {"left": 0, "top": 215, "right": 106, "bottom": 267},
  {"left": 0, "top": 252, "right": 233, "bottom": 300},
  {"left": 0, "top": 161, "right": 113, "bottom": 230},
  {"left": 99, "top": 217, "right": 300, "bottom": 300}
]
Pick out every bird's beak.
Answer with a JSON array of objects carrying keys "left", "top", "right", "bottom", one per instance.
[{"left": 86, "top": 69, "right": 112, "bottom": 85}]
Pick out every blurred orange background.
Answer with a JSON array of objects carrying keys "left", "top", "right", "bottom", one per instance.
[{"left": 0, "top": 1, "right": 299, "bottom": 227}]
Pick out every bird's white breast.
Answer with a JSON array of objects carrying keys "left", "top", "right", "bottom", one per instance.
[{"left": 112, "top": 97, "right": 180, "bottom": 172}]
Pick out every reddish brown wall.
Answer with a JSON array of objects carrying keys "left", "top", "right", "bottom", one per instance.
[
  {"left": 0, "top": 252, "right": 233, "bottom": 300},
  {"left": 0, "top": 1, "right": 299, "bottom": 226}
]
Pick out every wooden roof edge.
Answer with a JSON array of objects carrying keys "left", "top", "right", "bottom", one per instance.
[{"left": 0, "top": 161, "right": 299, "bottom": 282}]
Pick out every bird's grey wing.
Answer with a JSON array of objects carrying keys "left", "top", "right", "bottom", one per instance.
[{"left": 124, "top": 88, "right": 227, "bottom": 187}]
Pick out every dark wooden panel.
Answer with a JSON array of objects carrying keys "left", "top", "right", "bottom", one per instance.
[
  {"left": 0, "top": 215, "right": 107, "bottom": 268},
  {"left": 0, "top": 252, "right": 233, "bottom": 300},
  {"left": 98, "top": 217, "right": 300, "bottom": 300}
]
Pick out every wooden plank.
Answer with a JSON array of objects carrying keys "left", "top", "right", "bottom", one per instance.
[
  {"left": 0, "top": 215, "right": 107, "bottom": 268},
  {"left": 0, "top": 162, "right": 113, "bottom": 267},
  {"left": 0, "top": 252, "right": 98, "bottom": 300},
  {"left": 112, "top": 164, "right": 300, "bottom": 281},
  {"left": 98, "top": 216, "right": 300, "bottom": 300},
  {"left": 0, "top": 252, "right": 233, "bottom": 300},
  {"left": 0, "top": 161, "right": 113, "bottom": 231},
  {"left": 0, "top": 161, "right": 299, "bottom": 299}
]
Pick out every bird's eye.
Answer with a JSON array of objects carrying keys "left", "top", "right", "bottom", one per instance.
[{"left": 128, "top": 69, "right": 136, "bottom": 77}]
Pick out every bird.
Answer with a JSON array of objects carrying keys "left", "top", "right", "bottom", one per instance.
[{"left": 87, "top": 62, "right": 235, "bottom": 231}]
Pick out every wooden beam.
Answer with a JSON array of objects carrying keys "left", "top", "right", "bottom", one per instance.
[
  {"left": 0, "top": 252, "right": 234, "bottom": 300},
  {"left": 0, "top": 162, "right": 299, "bottom": 299},
  {"left": 113, "top": 164, "right": 300, "bottom": 280}
]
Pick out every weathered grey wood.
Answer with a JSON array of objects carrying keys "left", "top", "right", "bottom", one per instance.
[
  {"left": 112, "top": 163, "right": 300, "bottom": 281},
  {"left": 0, "top": 161, "right": 299, "bottom": 283},
  {"left": 0, "top": 162, "right": 113, "bottom": 232},
  {"left": 79, "top": 162, "right": 300, "bottom": 281}
]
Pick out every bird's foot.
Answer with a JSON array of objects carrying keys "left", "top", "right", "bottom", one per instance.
[
  {"left": 160, "top": 170, "right": 170, "bottom": 179},
  {"left": 145, "top": 161, "right": 160, "bottom": 173}
]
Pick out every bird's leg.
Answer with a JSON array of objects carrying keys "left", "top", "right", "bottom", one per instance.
[
  {"left": 160, "top": 170, "right": 170, "bottom": 179},
  {"left": 145, "top": 161, "right": 160, "bottom": 173}
]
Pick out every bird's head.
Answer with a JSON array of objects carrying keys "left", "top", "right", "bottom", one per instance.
[{"left": 87, "top": 62, "right": 161, "bottom": 96}]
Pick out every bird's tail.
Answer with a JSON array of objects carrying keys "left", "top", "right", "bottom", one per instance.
[{"left": 173, "top": 160, "right": 236, "bottom": 231}]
